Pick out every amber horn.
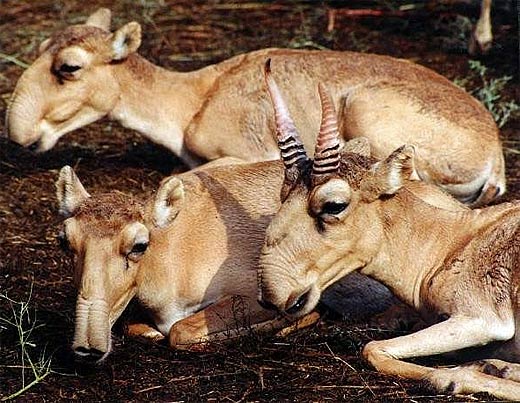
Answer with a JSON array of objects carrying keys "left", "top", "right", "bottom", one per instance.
[
  {"left": 264, "top": 59, "right": 308, "bottom": 169},
  {"left": 312, "top": 83, "right": 341, "bottom": 177}
]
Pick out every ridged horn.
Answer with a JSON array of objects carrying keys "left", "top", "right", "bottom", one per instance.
[
  {"left": 264, "top": 59, "right": 308, "bottom": 169},
  {"left": 312, "top": 83, "right": 341, "bottom": 178}
]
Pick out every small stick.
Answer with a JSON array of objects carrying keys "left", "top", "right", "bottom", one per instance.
[{"left": 0, "top": 52, "right": 29, "bottom": 69}]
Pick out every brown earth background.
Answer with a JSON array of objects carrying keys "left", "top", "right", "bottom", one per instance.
[{"left": 0, "top": 1, "right": 518, "bottom": 402}]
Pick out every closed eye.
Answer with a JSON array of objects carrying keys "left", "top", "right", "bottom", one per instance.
[
  {"left": 53, "top": 63, "right": 82, "bottom": 81},
  {"left": 59, "top": 64, "right": 81, "bottom": 73},
  {"left": 128, "top": 242, "right": 148, "bottom": 256},
  {"left": 125, "top": 241, "right": 148, "bottom": 265},
  {"left": 131, "top": 242, "right": 148, "bottom": 254}
]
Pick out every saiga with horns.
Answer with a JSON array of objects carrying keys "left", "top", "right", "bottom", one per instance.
[{"left": 258, "top": 65, "right": 520, "bottom": 400}]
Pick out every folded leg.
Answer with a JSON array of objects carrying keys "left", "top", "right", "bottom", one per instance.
[
  {"left": 168, "top": 295, "right": 317, "bottom": 351},
  {"left": 362, "top": 315, "right": 520, "bottom": 399}
]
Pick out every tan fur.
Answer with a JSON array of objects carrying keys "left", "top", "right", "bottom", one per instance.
[
  {"left": 259, "top": 127, "right": 520, "bottom": 399},
  {"left": 73, "top": 193, "right": 144, "bottom": 235},
  {"left": 9, "top": 8, "right": 504, "bottom": 206},
  {"left": 55, "top": 159, "right": 393, "bottom": 361}
]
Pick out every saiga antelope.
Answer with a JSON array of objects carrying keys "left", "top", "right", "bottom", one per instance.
[
  {"left": 7, "top": 7, "right": 505, "bottom": 206},
  {"left": 257, "top": 68, "right": 520, "bottom": 400}
]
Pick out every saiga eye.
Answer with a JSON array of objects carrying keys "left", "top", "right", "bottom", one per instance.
[
  {"left": 129, "top": 242, "right": 148, "bottom": 255},
  {"left": 59, "top": 64, "right": 81, "bottom": 74},
  {"left": 321, "top": 201, "right": 348, "bottom": 216}
]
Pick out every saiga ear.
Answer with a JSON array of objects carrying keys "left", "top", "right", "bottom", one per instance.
[
  {"left": 38, "top": 38, "right": 52, "bottom": 55},
  {"left": 111, "top": 22, "right": 142, "bottom": 61},
  {"left": 153, "top": 177, "right": 185, "bottom": 228},
  {"left": 56, "top": 166, "right": 90, "bottom": 217},
  {"left": 85, "top": 8, "right": 112, "bottom": 31},
  {"left": 360, "top": 145, "right": 416, "bottom": 202}
]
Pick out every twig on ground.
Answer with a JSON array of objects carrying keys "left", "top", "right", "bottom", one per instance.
[{"left": 0, "top": 53, "right": 29, "bottom": 69}]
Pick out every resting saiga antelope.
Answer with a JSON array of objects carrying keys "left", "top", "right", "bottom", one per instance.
[
  {"left": 55, "top": 158, "right": 395, "bottom": 362},
  {"left": 8, "top": 8, "right": 504, "bottom": 206},
  {"left": 257, "top": 70, "right": 520, "bottom": 400}
]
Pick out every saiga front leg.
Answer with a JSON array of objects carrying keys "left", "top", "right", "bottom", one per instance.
[
  {"left": 168, "top": 295, "right": 319, "bottom": 351},
  {"left": 125, "top": 322, "right": 165, "bottom": 343},
  {"left": 362, "top": 316, "right": 520, "bottom": 399}
]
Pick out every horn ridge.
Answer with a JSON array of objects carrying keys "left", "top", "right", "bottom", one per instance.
[
  {"left": 278, "top": 137, "right": 301, "bottom": 146},
  {"left": 284, "top": 155, "right": 308, "bottom": 168},
  {"left": 282, "top": 149, "right": 307, "bottom": 160},
  {"left": 313, "top": 160, "right": 340, "bottom": 169},
  {"left": 313, "top": 166, "right": 340, "bottom": 174},
  {"left": 315, "top": 144, "right": 340, "bottom": 155},
  {"left": 279, "top": 141, "right": 306, "bottom": 152},
  {"left": 314, "top": 155, "right": 340, "bottom": 165},
  {"left": 312, "top": 160, "right": 340, "bottom": 174}
]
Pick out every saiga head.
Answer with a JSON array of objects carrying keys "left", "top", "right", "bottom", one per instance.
[
  {"left": 7, "top": 8, "right": 141, "bottom": 151},
  {"left": 56, "top": 166, "right": 148, "bottom": 362},
  {"left": 56, "top": 166, "right": 187, "bottom": 362},
  {"left": 258, "top": 60, "right": 416, "bottom": 317}
]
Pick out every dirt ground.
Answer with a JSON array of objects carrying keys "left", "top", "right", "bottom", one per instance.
[{"left": 0, "top": 1, "right": 518, "bottom": 401}]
